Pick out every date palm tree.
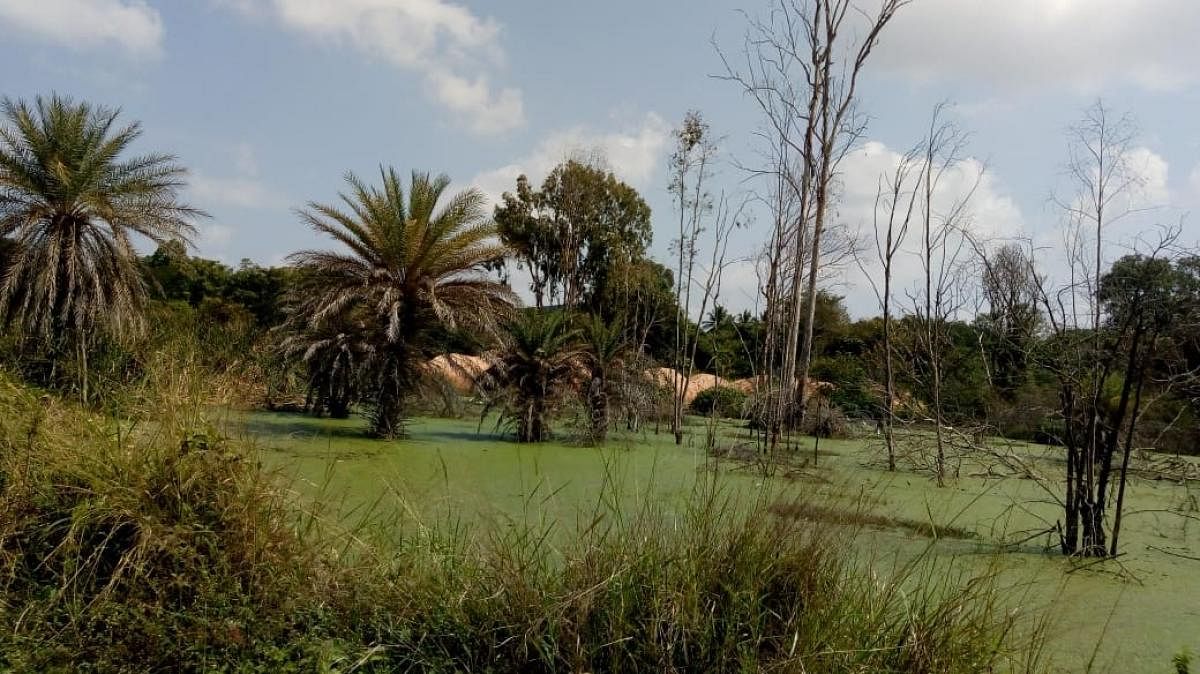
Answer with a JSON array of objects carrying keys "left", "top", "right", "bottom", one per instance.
[
  {"left": 0, "top": 95, "right": 200, "bottom": 401},
  {"left": 277, "top": 305, "right": 368, "bottom": 419},
  {"left": 581, "top": 314, "right": 634, "bottom": 443},
  {"left": 290, "top": 168, "right": 514, "bottom": 438},
  {"left": 480, "top": 310, "right": 582, "bottom": 442}
]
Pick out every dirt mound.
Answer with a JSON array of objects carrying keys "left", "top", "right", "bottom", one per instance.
[
  {"left": 424, "top": 354, "right": 489, "bottom": 393},
  {"left": 645, "top": 367, "right": 727, "bottom": 404},
  {"left": 728, "top": 376, "right": 835, "bottom": 399}
]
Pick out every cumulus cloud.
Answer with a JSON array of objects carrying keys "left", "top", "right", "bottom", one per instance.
[
  {"left": 830, "top": 141, "right": 1026, "bottom": 316},
  {"left": 1123, "top": 146, "right": 1171, "bottom": 206},
  {"left": 224, "top": 0, "right": 523, "bottom": 135},
  {"left": 469, "top": 112, "right": 670, "bottom": 206},
  {"left": 877, "top": 0, "right": 1200, "bottom": 92},
  {"left": 0, "top": 0, "right": 163, "bottom": 56}
]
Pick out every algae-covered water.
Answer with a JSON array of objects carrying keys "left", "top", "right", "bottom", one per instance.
[{"left": 233, "top": 410, "right": 1200, "bottom": 673}]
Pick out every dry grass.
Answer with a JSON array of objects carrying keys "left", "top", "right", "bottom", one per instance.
[{"left": 769, "top": 500, "right": 979, "bottom": 541}]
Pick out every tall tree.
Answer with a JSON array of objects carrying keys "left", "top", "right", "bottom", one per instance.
[
  {"left": 1034, "top": 102, "right": 1150, "bottom": 556},
  {"left": 494, "top": 159, "right": 651, "bottom": 313},
  {"left": 289, "top": 168, "right": 515, "bottom": 438},
  {"left": 910, "top": 106, "right": 978, "bottom": 485},
  {"left": 860, "top": 140, "right": 920, "bottom": 470},
  {"left": 720, "top": 0, "right": 909, "bottom": 445},
  {"left": 667, "top": 111, "right": 738, "bottom": 445},
  {"left": 0, "top": 95, "right": 200, "bottom": 401},
  {"left": 977, "top": 243, "right": 1041, "bottom": 398}
]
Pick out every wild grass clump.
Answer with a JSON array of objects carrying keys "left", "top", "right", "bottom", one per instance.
[
  {"left": 0, "top": 368, "right": 1045, "bottom": 672},
  {"left": 769, "top": 501, "right": 979, "bottom": 541},
  {"left": 0, "top": 371, "right": 348, "bottom": 672},
  {"left": 342, "top": 487, "right": 1040, "bottom": 673}
]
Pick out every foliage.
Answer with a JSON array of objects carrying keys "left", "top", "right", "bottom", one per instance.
[
  {"left": 494, "top": 159, "right": 651, "bottom": 312},
  {"left": 0, "top": 368, "right": 342, "bottom": 672},
  {"left": 580, "top": 314, "right": 636, "bottom": 443},
  {"left": 276, "top": 306, "right": 367, "bottom": 418},
  {"left": 0, "top": 367, "right": 1045, "bottom": 671},
  {"left": 689, "top": 385, "right": 748, "bottom": 419},
  {"left": 812, "top": 354, "right": 874, "bottom": 417},
  {"left": 287, "top": 168, "right": 515, "bottom": 437},
  {"left": 594, "top": 256, "right": 683, "bottom": 365},
  {"left": 481, "top": 309, "right": 583, "bottom": 442},
  {"left": 0, "top": 94, "right": 200, "bottom": 399}
]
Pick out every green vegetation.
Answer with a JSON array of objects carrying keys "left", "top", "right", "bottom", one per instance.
[
  {"left": 0, "top": 94, "right": 199, "bottom": 402},
  {"left": 284, "top": 168, "right": 515, "bottom": 438},
  {"left": 0, "top": 368, "right": 1049, "bottom": 672},
  {"left": 689, "top": 384, "right": 748, "bottom": 419},
  {"left": 1, "top": 20, "right": 1199, "bottom": 666}
]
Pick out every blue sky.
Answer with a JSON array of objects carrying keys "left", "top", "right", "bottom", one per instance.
[{"left": 3, "top": 0, "right": 1200, "bottom": 316}]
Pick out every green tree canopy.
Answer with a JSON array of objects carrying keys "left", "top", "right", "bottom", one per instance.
[
  {"left": 494, "top": 159, "right": 652, "bottom": 312},
  {"left": 0, "top": 95, "right": 200, "bottom": 351}
]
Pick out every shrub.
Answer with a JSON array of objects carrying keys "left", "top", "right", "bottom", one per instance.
[
  {"left": 0, "top": 372, "right": 345, "bottom": 672},
  {"left": 689, "top": 385, "right": 748, "bottom": 419}
]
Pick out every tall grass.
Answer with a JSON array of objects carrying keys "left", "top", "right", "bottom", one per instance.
[{"left": 0, "top": 363, "right": 1046, "bottom": 672}]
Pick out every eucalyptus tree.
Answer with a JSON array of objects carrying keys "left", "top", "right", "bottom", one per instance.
[
  {"left": 289, "top": 168, "right": 515, "bottom": 438},
  {"left": 493, "top": 159, "right": 651, "bottom": 313},
  {"left": 0, "top": 95, "right": 200, "bottom": 400}
]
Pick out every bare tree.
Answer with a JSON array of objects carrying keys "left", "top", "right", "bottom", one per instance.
[
  {"left": 858, "top": 143, "right": 921, "bottom": 471},
  {"left": 668, "top": 111, "right": 739, "bottom": 445},
  {"left": 910, "top": 106, "right": 979, "bottom": 485},
  {"left": 1033, "top": 101, "right": 1159, "bottom": 556},
  {"left": 719, "top": 0, "right": 910, "bottom": 447}
]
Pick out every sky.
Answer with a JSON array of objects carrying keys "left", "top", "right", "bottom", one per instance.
[{"left": 2, "top": 0, "right": 1200, "bottom": 318}]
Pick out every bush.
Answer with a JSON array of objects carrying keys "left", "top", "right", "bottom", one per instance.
[
  {"left": 0, "top": 372, "right": 344, "bottom": 672},
  {"left": 689, "top": 385, "right": 748, "bottom": 419},
  {"left": 801, "top": 401, "right": 851, "bottom": 439}
]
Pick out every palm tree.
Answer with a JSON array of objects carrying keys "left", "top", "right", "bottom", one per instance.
[
  {"left": 581, "top": 314, "right": 633, "bottom": 443},
  {"left": 277, "top": 306, "right": 368, "bottom": 419},
  {"left": 481, "top": 310, "right": 582, "bottom": 442},
  {"left": 290, "top": 168, "right": 514, "bottom": 438},
  {"left": 702, "top": 304, "right": 732, "bottom": 332},
  {"left": 0, "top": 95, "right": 199, "bottom": 400}
]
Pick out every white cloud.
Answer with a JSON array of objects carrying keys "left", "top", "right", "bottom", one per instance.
[
  {"left": 470, "top": 112, "right": 670, "bottom": 207},
  {"left": 0, "top": 0, "right": 162, "bottom": 56},
  {"left": 1124, "top": 146, "right": 1170, "bottom": 206},
  {"left": 190, "top": 173, "right": 288, "bottom": 210},
  {"left": 189, "top": 144, "right": 289, "bottom": 212},
  {"left": 831, "top": 141, "right": 1026, "bottom": 317},
  {"left": 877, "top": 0, "right": 1200, "bottom": 92},
  {"left": 225, "top": 0, "right": 523, "bottom": 135},
  {"left": 428, "top": 70, "right": 524, "bottom": 136}
]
